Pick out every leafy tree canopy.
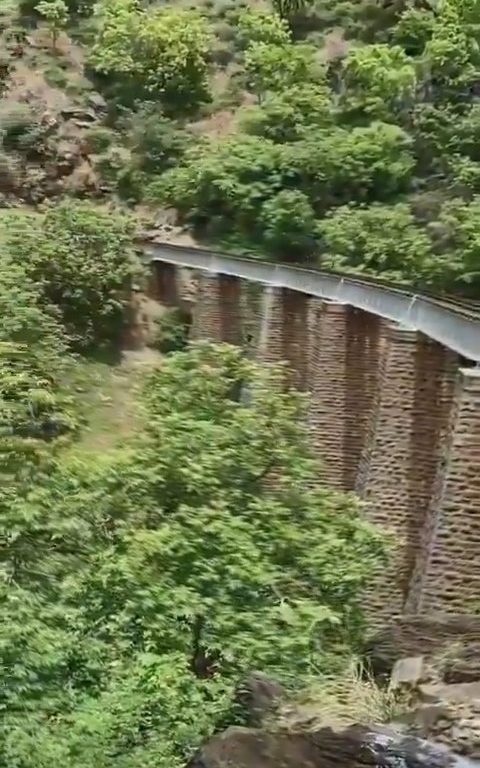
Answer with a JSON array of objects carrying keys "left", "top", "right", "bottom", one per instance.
[
  {"left": 0, "top": 251, "right": 74, "bottom": 440},
  {"left": 0, "top": 202, "right": 139, "bottom": 350},
  {"left": 89, "top": 0, "right": 213, "bottom": 112},
  {"left": 0, "top": 344, "right": 385, "bottom": 768}
]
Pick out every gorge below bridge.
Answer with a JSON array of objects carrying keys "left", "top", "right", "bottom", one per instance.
[{"left": 144, "top": 242, "right": 480, "bottom": 640}]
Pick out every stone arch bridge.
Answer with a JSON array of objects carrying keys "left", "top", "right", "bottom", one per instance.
[{"left": 145, "top": 242, "right": 480, "bottom": 631}]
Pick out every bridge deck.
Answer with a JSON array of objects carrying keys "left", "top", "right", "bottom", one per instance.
[{"left": 145, "top": 242, "right": 480, "bottom": 363}]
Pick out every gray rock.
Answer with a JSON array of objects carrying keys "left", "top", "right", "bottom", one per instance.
[
  {"left": 86, "top": 92, "right": 107, "bottom": 113},
  {"left": 187, "top": 723, "right": 480, "bottom": 768},
  {"left": 235, "top": 672, "right": 286, "bottom": 726}
]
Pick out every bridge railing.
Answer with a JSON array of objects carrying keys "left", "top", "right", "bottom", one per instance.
[{"left": 143, "top": 241, "right": 480, "bottom": 364}]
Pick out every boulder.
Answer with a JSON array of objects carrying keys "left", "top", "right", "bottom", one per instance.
[
  {"left": 60, "top": 106, "right": 97, "bottom": 123},
  {"left": 86, "top": 92, "right": 107, "bottom": 113},
  {"left": 235, "top": 672, "right": 286, "bottom": 726},
  {"left": 187, "top": 723, "right": 480, "bottom": 768}
]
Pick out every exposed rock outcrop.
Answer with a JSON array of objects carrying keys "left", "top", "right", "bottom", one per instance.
[
  {"left": 365, "top": 615, "right": 480, "bottom": 679},
  {"left": 187, "top": 723, "right": 480, "bottom": 768},
  {"left": 235, "top": 672, "right": 286, "bottom": 727}
]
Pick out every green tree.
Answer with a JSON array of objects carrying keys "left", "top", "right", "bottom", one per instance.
[
  {"left": 286, "top": 121, "right": 415, "bottom": 210},
  {"left": 272, "top": 0, "right": 314, "bottom": 19},
  {"left": 239, "top": 83, "right": 333, "bottom": 142},
  {"left": 236, "top": 7, "right": 290, "bottom": 47},
  {"left": 244, "top": 41, "right": 320, "bottom": 100},
  {"left": 433, "top": 196, "right": 480, "bottom": 295},
  {"left": 0, "top": 203, "right": 139, "bottom": 350},
  {"left": 36, "top": 0, "right": 68, "bottom": 50},
  {"left": 0, "top": 344, "right": 385, "bottom": 767},
  {"left": 0, "top": 253, "right": 74, "bottom": 439},
  {"left": 260, "top": 189, "right": 318, "bottom": 259},
  {"left": 89, "top": 1, "right": 213, "bottom": 112},
  {"left": 339, "top": 43, "right": 417, "bottom": 122},
  {"left": 152, "top": 134, "right": 286, "bottom": 232},
  {"left": 317, "top": 202, "right": 439, "bottom": 285}
]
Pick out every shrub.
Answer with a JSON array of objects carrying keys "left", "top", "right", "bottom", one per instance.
[
  {"left": 121, "top": 103, "right": 193, "bottom": 175},
  {"left": 152, "top": 307, "right": 191, "bottom": 354},
  {"left": 0, "top": 203, "right": 141, "bottom": 350},
  {"left": 0, "top": 103, "right": 37, "bottom": 149},
  {"left": 44, "top": 63, "right": 69, "bottom": 88},
  {"left": 84, "top": 125, "right": 117, "bottom": 154}
]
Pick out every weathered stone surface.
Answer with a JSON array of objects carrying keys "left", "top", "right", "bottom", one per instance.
[
  {"left": 406, "top": 368, "right": 480, "bottom": 614},
  {"left": 391, "top": 657, "right": 425, "bottom": 691},
  {"left": 359, "top": 327, "right": 458, "bottom": 622},
  {"left": 419, "top": 683, "right": 480, "bottom": 704},
  {"left": 256, "top": 286, "right": 311, "bottom": 390},
  {"left": 190, "top": 272, "right": 242, "bottom": 344},
  {"left": 308, "top": 302, "right": 383, "bottom": 491},
  {"left": 412, "top": 687, "right": 480, "bottom": 757},
  {"left": 365, "top": 614, "right": 480, "bottom": 678},
  {"left": 187, "top": 722, "right": 480, "bottom": 768},
  {"left": 148, "top": 262, "right": 179, "bottom": 307},
  {"left": 307, "top": 300, "right": 348, "bottom": 489},
  {"left": 235, "top": 672, "right": 286, "bottom": 727},
  {"left": 443, "top": 645, "right": 480, "bottom": 685}
]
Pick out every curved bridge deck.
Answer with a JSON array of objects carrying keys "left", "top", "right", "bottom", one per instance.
[{"left": 145, "top": 242, "right": 480, "bottom": 363}]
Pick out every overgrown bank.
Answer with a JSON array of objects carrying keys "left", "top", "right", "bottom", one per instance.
[{"left": 0, "top": 200, "right": 388, "bottom": 766}]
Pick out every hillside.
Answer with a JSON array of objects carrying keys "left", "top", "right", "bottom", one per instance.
[
  {"left": 0, "top": 1, "right": 480, "bottom": 765},
  {"left": 0, "top": 0, "right": 480, "bottom": 294}
]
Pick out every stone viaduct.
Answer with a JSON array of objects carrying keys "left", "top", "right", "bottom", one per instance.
[{"left": 144, "top": 242, "right": 480, "bottom": 634}]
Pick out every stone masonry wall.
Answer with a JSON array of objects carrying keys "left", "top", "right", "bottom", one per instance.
[
  {"left": 308, "top": 301, "right": 349, "bottom": 489},
  {"left": 410, "top": 368, "right": 480, "bottom": 614},
  {"left": 307, "top": 302, "right": 383, "bottom": 491},
  {"left": 256, "top": 286, "right": 311, "bottom": 390},
  {"left": 155, "top": 263, "right": 480, "bottom": 626},
  {"left": 344, "top": 308, "right": 384, "bottom": 491},
  {"left": 190, "top": 271, "right": 242, "bottom": 343},
  {"left": 149, "top": 262, "right": 179, "bottom": 306},
  {"left": 405, "top": 347, "right": 460, "bottom": 613},
  {"left": 360, "top": 326, "right": 459, "bottom": 624}
]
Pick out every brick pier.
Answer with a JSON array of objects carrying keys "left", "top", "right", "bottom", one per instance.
[{"left": 151, "top": 264, "right": 480, "bottom": 625}]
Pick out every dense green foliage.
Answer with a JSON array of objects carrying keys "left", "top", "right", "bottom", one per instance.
[
  {"left": 4, "top": 0, "right": 474, "bottom": 292},
  {"left": 0, "top": 202, "right": 139, "bottom": 349},
  {"left": 135, "top": 0, "right": 480, "bottom": 293},
  {"left": 0, "top": 256, "right": 74, "bottom": 439},
  {"left": 89, "top": 0, "right": 212, "bottom": 112},
  {"left": 0, "top": 344, "right": 384, "bottom": 767},
  {"left": 6, "top": 0, "right": 479, "bottom": 763}
]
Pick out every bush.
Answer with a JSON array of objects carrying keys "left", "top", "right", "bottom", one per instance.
[
  {"left": 152, "top": 307, "right": 191, "bottom": 354},
  {"left": 0, "top": 203, "right": 141, "bottom": 350},
  {"left": 44, "top": 64, "right": 69, "bottom": 89},
  {"left": 0, "top": 103, "right": 37, "bottom": 150},
  {"left": 261, "top": 189, "right": 318, "bottom": 260},
  {"left": 84, "top": 125, "right": 117, "bottom": 154},
  {"left": 121, "top": 103, "right": 193, "bottom": 175}
]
